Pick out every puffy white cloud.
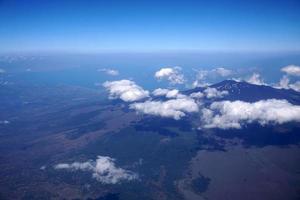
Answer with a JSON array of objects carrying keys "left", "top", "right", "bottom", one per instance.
[
  {"left": 246, "top": 73, "right": 265, "bottom": 85},
  {"left": 54, "top": 156, "right": 138, "bottom": 184},
  {"left": 98, "top": 68, "right": 119, "bottom": 76},
  {"left": 103, "top": 80, "right": 149, "bottom": 102},
  {"left": 152, "top": 88, "right": 170, "bottom": 96},
  {"left": 152, "top": 88, "right": 186, "bottom": 98},
  {"left": 190, "top": 91, "right": 204, "bottom": 99},
  {"left": 201, "top": 99, "right": 300, "bottom": 129},
  {"left": 276, "top": 75, "right": 300, "bottom": 92},
  {"left": 213, "top": 67, "right": 232, "bottom": 77},
  {"left": 281, "top": 65, "right": 300, "bottom": 76},
  {"left": 154, "top": 67, "right": 185, "bottom": 84},
  {"left": 203, "top": 87, "right": 228, "bottom": 99},
  {"left": 130, "top": 97, "right": 199, "bottom": 120}
]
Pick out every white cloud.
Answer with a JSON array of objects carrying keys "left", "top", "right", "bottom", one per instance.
[
  {"left": 154, "top": 67, "right": 185, "bottom": 84},
  {"left": 278, "top": 75, "right": 290, "bottom": 89},
  {"left": 192, "top": 67, "right": 232, "bottom": 88},
  {"left": 190, "top": 91, "right": 204, "bottom": 99},
  {"left": 191, "top": 69, "right": 211, "bottom": 88},
  {"left": 194, "top": 69, "right": 208, "bottom": 80},
  {"left": 213, "top": 67, "right": 232, "bottom": 77},
  {"left": 98, "top": 68, "right": 119, "bottom": 76},
  {"left": 192, "top": 80, "right": 210, "bottom": 88},
  {"left": 152, "top": 88, "right": 186, "bottom": 98},
  {"left": 103, "top": 80, "right": 149, "bottom": 102},
  {"left": 130, "top": 97, "right": 199, "bottom": 120},
  {"left": 0, "top": 68, "right": 5, "bottom": 73},
  {"left": 246, "top": 73, "right": 265, "bottom": 85},
  {"left": 54, "top": 156, "right": 138, "bottom": 184},
  {"left": 231, "top": 78, "right": 242, "bottom": 82},
  {"left": 289, "top": 82, "right": 300, "bottom": 92},
  {"left": 152, "top": 88, "right": 170, "bottom": 96},
  {"left": 201, "top": 99, "right": 300, "bottom": 129},
  {"left": 281, "top": 65, "right": 300, "bottom": 76},
  {"left": 203, "top": 87, "right": 228, "bottom": 99},
  {"left": 276, "top": 75, "right": 300, "bottom": 92}
]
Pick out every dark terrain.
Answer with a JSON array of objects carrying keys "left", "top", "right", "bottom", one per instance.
[{"left": 0, "top": 79, "right": 300, "bottom": 200}]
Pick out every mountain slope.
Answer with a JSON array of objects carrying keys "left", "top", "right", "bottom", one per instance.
[{"left": 186, "top": 80, "right": 300, "bottom": 104}]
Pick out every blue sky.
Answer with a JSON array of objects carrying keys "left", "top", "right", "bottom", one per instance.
[{"left": 0, "top": 0, "right": 300, "bottom": 53}]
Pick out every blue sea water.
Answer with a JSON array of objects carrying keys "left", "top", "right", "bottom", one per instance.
[{"left": 1, "top": 51, "right": 300, "bottom": 90}]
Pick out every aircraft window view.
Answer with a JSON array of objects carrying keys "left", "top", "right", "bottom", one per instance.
[{"left": 1, "top": 0, "right": 300, "bottom": 199}]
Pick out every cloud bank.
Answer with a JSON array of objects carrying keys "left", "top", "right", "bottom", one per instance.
[
  {"left": 103, "top": 80, "right": 149, "bottom": 102},
  {"left": 201, "top": 99, "right": 300, "bottom": 129},
  {"left": 155, "top": 67, "right": 185, "bottom": 84},
  {"left": 54, "top": 156, "right": 138, "bottom": 184},
  {"left": 130, "top": 97, "right": 199, "bottom": 120}
]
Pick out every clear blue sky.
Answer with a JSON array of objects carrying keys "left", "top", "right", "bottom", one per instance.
[{"left": 0, "top": 0, "right": 299, "bottom": 53}]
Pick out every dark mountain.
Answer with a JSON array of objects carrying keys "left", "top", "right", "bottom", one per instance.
[
  {"left": 185, "top": 80, "right": 300, "bottom": 104},
  {"left": 184, "top": 80, "right": 300, "bottom": 148}
]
